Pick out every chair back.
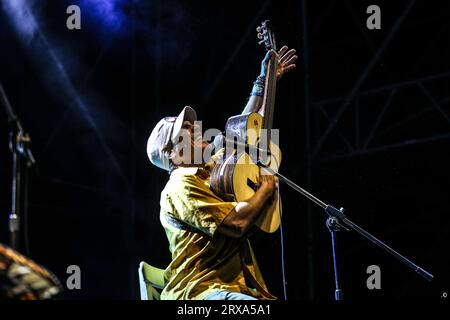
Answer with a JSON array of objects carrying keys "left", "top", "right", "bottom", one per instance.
[{"left": 138, "top": 261, "right": 165, "bottom": 300}]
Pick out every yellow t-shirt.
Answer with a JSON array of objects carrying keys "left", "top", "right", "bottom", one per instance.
[{"left": 159, "top": 162, "right": 276, "bottom": 300}]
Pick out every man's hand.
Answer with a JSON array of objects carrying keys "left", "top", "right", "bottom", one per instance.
[
  {"left": 261, "top": 45, "right": 298, "bottom": 80},
  {"left": 259, "top": 174, "right": 277, "bottom": 196},
  {"left": 276, "top": 46, "right": 298, "bottom": 79}
]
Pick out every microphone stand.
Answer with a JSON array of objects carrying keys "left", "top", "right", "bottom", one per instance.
[
  {"left": 1, "top": 83, "right": 35, "bottom": 251},
  {"left": 257, "top": 162, "right": 434, "bottom": 300}
]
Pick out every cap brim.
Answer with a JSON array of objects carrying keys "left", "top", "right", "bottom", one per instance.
[{"left": 171, "top": 106, "right": 197, "bottom": 142}]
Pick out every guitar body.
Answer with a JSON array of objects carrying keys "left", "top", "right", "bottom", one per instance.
[{"left": 210, "top": 112, "right": 282, "bottom": 233}]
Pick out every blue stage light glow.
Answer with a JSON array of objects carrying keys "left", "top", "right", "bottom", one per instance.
[
  {"left": 2, "top": 0, "right": 38, "bottom": 41},
  {"left": 78, "top": 0, "right": 129, "bottom": 35}
]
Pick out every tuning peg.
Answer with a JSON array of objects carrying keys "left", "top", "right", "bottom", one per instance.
[
  {"left": 257, "top": 33, "right": 263, "bottom": 40},
  {"left": 256, "top": 26, "right": 262, "bottom": 33}
]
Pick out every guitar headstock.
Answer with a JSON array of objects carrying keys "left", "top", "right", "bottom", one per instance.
[{"left": 256, "top": 20, "right": 277, "bottom": 52}]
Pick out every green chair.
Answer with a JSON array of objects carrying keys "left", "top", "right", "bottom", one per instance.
[{"left": 138, "top": 261, "right": 165, "bottom": 300}]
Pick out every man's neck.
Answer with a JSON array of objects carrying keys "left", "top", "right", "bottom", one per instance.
[{"left": 177, "top": 163, "right": 205, "bottom": 169}]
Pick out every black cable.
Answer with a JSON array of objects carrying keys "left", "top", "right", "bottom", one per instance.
[
  {"left": 23, "top": 159, "right": 31, "bottom": 258},
  {"left": 277, "top": 181, "right": 288, "bottom": 300},
  {"left": 271, "top": 155, "right": 287, "bottom": 300}
]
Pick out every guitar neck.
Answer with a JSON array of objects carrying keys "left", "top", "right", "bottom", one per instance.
[{"left": 262, "top": 53, "right": 278, "bottom": 138}]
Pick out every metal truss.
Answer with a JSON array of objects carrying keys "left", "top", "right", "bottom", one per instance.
[
  {"left": 309, "top": 0, "right": 434, "bottom": 161},
  {"left": 314, "top": 71, "right": 450, "bottom": 161},
  {"left": 301, "top": 0, "right": 450, "bottom": 299}
]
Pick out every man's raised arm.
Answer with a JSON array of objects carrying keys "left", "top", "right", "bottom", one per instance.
[{"left": 241, "top": 46, "right": 298, "bottom": 116}]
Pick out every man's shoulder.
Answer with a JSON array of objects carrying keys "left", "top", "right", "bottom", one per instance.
[
  {"left": 162, "top": 168, "right": 204, "bottom": 193},
  {"left": 171, "top": 167, "right": 200, "bottom": 177}
]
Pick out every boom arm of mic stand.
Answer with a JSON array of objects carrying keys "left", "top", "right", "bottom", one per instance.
[{"left": 257, "top": 161, "right": 434, "bottom": 282}]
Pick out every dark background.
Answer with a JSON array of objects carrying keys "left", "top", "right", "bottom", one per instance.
[{"left": 0, "top": 0, "right": 449, "bottom": 300}]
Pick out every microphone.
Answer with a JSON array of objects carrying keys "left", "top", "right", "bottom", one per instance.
[
  {"left": 211, "top": 133, "right": 225, "bottom": 150},
  {"left": 211, "top": 132, "right": 272, "bottom": 158}
]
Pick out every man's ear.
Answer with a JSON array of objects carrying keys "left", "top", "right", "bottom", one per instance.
[{"left": 169, "top": 147, "right": 183, "bottom": 166}]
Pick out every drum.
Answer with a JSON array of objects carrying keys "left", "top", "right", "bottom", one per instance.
[{"left": 0, "top": 243, "right": 63, "bottom": 300}]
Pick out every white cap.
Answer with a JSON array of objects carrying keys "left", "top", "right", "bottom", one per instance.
[{"left": 146, "top": 106, "right": 197, "bottom": 171}]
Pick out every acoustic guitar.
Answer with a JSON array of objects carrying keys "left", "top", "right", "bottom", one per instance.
[{"left": 210, "top": 20, "right": 281, "bottom": 233}]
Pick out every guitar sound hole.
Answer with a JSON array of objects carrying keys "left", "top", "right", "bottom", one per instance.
[{"left": 247, "top": 178, "right": 259, "bottom": 192}]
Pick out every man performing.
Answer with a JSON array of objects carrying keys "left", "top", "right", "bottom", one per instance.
[{"left": 147, "top": 45, "right": 297, "bottom": 300}]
